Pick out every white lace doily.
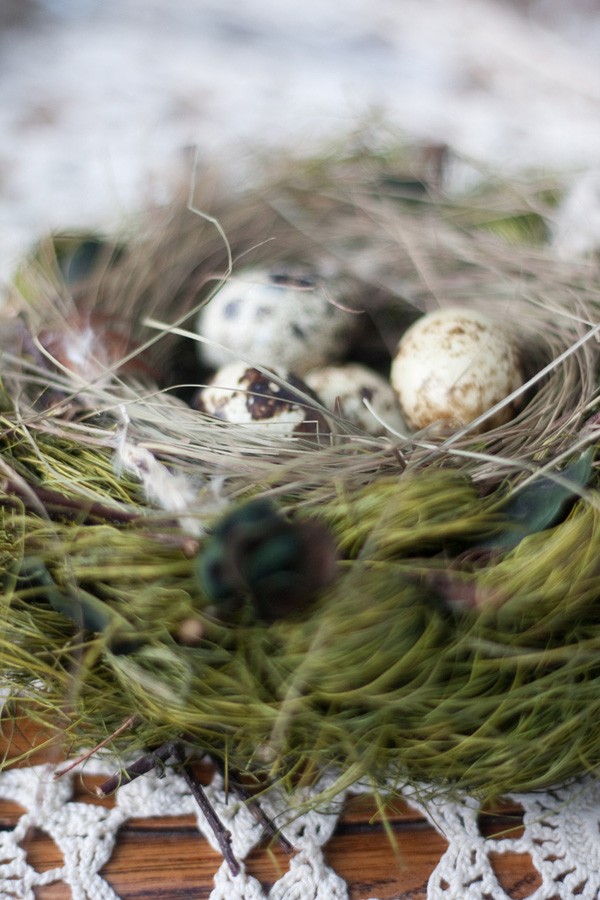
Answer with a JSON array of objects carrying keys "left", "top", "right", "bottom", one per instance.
[{"left": 1, "top": 759, "right": 599, "bottom": 900}]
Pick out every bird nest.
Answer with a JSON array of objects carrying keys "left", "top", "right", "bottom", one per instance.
[{"left": 2, "top": 135, "right": 600, "bottom": 829}]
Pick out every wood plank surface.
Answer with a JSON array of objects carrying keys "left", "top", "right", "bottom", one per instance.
[{"left": 0, "top": 720, "right": 544, "bottom": 899}]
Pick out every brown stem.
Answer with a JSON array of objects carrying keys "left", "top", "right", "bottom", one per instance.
[
  {"left": 96, "top": 739, "right": 179, "bottom": 797},
  {"left": 171, "top": 743, "right": 241, "bottom": 877},
  {"left": 96, "top": 740, "right": 242, "bottom": 877},
  {"left": 212, "top": 758, "right": 294, "bottom": 855},
  {"left": 1, "top": 479, "right": 200, "bottom": 551},
  {"left": 1, "top": 477, "right": 140, "bottom": 524},
  {"left": 231, "top": 780, "right": 294, "bottom": 855},
  {"left": 54, "top": 715, "right": 139, "bottom": 779}
]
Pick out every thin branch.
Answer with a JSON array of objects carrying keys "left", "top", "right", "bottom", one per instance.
[
  {"left": 96, "top": 739, "right": 179, "bottom": 797},
  {"left": 171, "top": 743, "right": 240, "bottom": 877},
  {"left": 1, "top": 477, "right": 139, "bottom": 524},
  {"left": 211, "top": 756, "right": 294, "bottom": 855},
  {"left": 96, "top": 739, "right": 242, "bottom": 876},
  {"left": 228, "top": 778, "right": 294, "bottom": 855},
  {"left": 54, "top": 715, "right": 138, "bottom": 779}
]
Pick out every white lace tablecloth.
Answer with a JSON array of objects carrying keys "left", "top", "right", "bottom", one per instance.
[{"left": 0, "top": 759, "right": 598, "bottom": 900}]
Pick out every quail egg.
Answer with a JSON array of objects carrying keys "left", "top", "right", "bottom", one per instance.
[
  {"left": 305, "top": 363, "right": 406, "bottom": 436},
  {"left": 390, "top": 306, "right": 523, "bottom": 434},
  {"left": 193, "top": 361, "right": 331, "bottom": 440},
  {"left": 38, "top": 313, "right": 155, "bottom": 385},
  {"left": 195, "top": 266, "right": 358, "bottom": 375}
]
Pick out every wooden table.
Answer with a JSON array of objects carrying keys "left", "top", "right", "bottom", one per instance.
[{"left": 0, "top": 721, "right": 541, "bottom": 900}]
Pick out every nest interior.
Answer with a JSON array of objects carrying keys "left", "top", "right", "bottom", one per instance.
[{"left": 1, "top": 134, "right": 600, "bottom": 807}]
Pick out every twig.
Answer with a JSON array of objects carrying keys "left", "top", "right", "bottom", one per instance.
[
  {"left": 2, "top": 479, "right": 200, "bottom": 551},
  {"left": 212, "top": 757, "right": 294, "bottom": 855},
  {"left": 96, "top": 739, "right": 242, "bottom": 876},
  {"left": 171, "top": 743, "right": 241, "bottom": 877},
  {"left": 96, "top": 739, "right": 179, "bottom": 797},
  {"left": 54, "top": 714, "right": 139, "bottom": 779},
  {"left": 1, "top": 477, "right": 140, "bottom": 524},
  {"left": 230, "top": 780, "right": 294, "bottom": 855}
]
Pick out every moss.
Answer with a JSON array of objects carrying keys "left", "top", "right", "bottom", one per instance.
[{"left": 1, "top": 138, "right": 600, "bottom": 805}]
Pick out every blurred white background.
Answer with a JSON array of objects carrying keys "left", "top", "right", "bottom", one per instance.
[{"left": 2, "top": 0, "right": 600, "bottom": 281}]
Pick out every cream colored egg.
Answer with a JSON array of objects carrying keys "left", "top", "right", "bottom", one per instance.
[
  {"left": 193, "top": 361, "right": 331, "bottom": 440},
  {"left": 390, "top": 307, "right": 523, "bottom": 434},
  {"left": 195, "top": 266, "right": 358, "bottom": 375},
  {"left": 305, "top": 363, "right": 406, "bottom": 436}
]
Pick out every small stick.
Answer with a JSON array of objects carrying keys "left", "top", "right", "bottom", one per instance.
[
  {"left": 211, "top": 757, "right": 294, "bottom": 855},
  {"left": 2, "top": 479, "right": 200, "bottom": 550},
  {"left": 171, "top": 743, "right": 240, "bottom": 877},
  {"left": 54, "top": 714, "right": 139, "bottom": 779},
  {"left": 96, "top": 741, "right": 243, "bottom": 877},
  {"left": 96, "top": 739, "right": 179, "bottom": 797},
  {"left": 1, "top": 478, "right": 140, "bottom": 524},
  {"left": 95, "top": 740, "right": 242, "bottom": 877},
  {"left": 229, "top": 779, "right": 294, "bottom": 855}
]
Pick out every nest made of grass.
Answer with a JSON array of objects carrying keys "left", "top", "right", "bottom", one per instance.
[{"left": 1, "top": 132, "right": 600, "bottom": 804}]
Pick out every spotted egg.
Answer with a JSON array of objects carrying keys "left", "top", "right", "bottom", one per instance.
[
  {"left": 195, "top": 266, "right": 358, "bottom": 375},
  {"left": 305, "top": 363, "right": 407, "bottom": 436},
  {"left": 193, "top": 361, "right": 331, "bottom": 440},
  {"left": 37, "top": 312, "right": 155, "bottom": 385},
  {"left": 390, "top": 306, "right": 523, "bottom": 434}
]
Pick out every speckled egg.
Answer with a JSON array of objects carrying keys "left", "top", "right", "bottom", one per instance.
[
  {"left": 390, "top": 306, "right": 523, "bottom": 434},
  {"left": 195, "top": 266, "right": 358, "bottom": 375},
  {"left": 37, "top": 313, "right": 155, "bottom": 384},
  {"left": 305, "top": 363, "right": 407, "bottom": 437},
  {"left": 193, "top": 361, "right": 331, "bottom": 440}
]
